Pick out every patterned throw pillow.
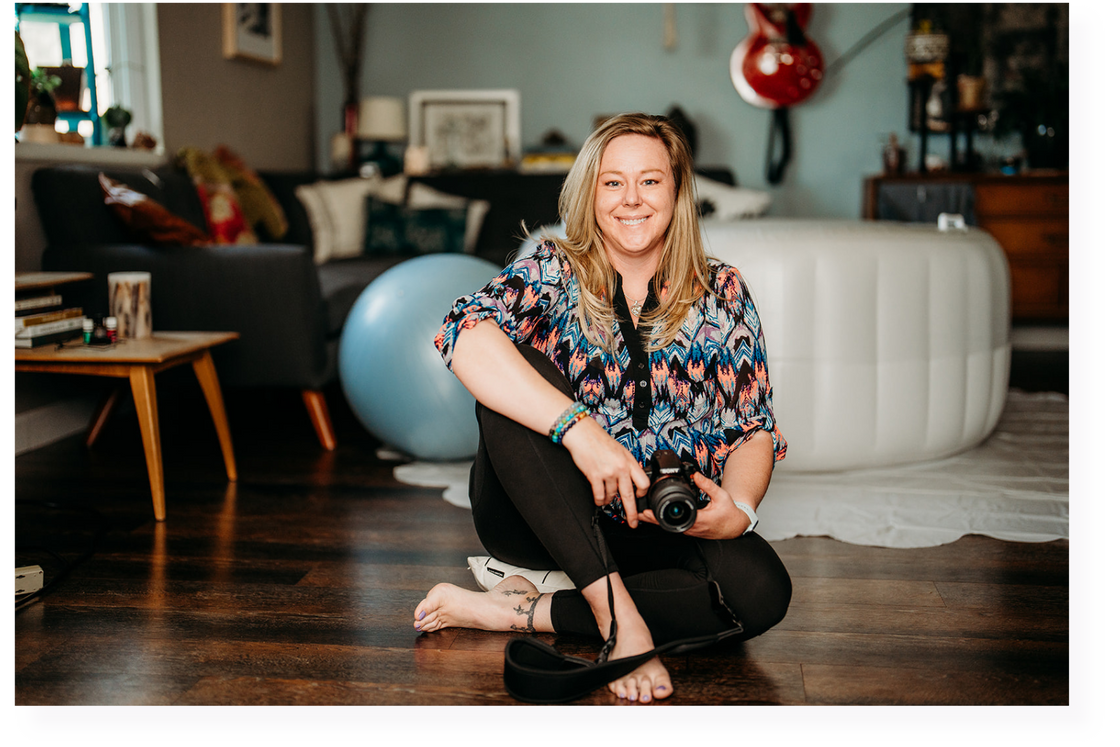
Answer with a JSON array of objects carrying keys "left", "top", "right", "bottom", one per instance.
[
  {"left": 99, "top": 173, "right": 210, "bottom": 246},
  {"left": 296, "top": 175, "right": 490, "bottom": 263},
  {"left": 363, "top": 176, "right": 489, "bottom": 257},
  {"left": 213, "top": 145, "right": 289, "bottom": 240},
  {"left": 364, "top": 196, "right": 470, "bottom": 256},
  {"left": 176, "top": 146, "right": 257, "bottom": 245}
]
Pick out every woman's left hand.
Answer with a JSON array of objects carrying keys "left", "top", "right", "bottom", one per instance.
[{"left": 636, "top": 472, "right": 750, "bottom": 540}]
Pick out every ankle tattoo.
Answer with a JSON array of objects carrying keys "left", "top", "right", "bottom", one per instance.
[{"left": 510, "top": 593, "right": 541, "bottom": 633}]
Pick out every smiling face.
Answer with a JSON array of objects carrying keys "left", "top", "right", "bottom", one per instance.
[{"left": 594, "top": 133, "right": 677, "bottom": 266}]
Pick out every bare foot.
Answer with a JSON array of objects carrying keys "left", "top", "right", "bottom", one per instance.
[
  {"left": 413, "top": 575, "right": 553, "bottom": 634},
  {"left": 606, "top": 632, "right": 673, "bottom": 703}
]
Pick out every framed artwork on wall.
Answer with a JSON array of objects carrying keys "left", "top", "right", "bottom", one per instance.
[
  {"left": 222, "top": 3, "right": 282, "bottom": 65},
  {"left": 409, "top": 90, "right": 521, "bottom": 170}
]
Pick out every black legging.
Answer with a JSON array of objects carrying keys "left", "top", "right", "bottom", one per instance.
[{"left": 468, "top": 344, "right": 792, "bottom": 645}]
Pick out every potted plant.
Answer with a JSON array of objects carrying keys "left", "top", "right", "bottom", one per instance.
[
  {"left": 20, "top": 66, "right": 62, "bottom": 143},
  {"left": 102, "top": 104, "right": 132, "bottom": 147},
  {"left": 25, "top": 67, "right": 61, "bottom": 124}
]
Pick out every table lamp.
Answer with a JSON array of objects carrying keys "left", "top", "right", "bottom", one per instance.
[{"left": 357, "top": 96, "right": 407, "bottom": 176}]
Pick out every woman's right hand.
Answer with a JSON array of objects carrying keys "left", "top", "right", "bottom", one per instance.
[{"left": 562, "top": 417, "right": 650, "bottom": 527}]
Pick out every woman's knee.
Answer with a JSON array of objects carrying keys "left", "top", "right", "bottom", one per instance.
[{"left": 707, "top": 534, "right": 792, "bottom": 638}]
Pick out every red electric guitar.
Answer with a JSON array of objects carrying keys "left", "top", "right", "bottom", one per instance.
[{"left": 730, "top": 3, "right": 825, "bottom": 183}]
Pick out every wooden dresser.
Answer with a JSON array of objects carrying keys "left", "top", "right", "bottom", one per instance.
[{"left": 863, "top": 172, "right": 1069, "bottom": 322}]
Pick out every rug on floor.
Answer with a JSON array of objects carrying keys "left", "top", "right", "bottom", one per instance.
[{"left": 392, "top": 389, "right": 1068, "bottom": 549}]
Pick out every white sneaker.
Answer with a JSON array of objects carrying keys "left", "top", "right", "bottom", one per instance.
[{"left": 467, "top": 556, "right": 576, "bottom": 595}]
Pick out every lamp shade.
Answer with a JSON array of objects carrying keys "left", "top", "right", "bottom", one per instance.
[
  {"left": 904, "top": 32, "right": 949, "bottom": 64},
  {"left": 357, "top": 97, "right": 407, "bottom": 141}
]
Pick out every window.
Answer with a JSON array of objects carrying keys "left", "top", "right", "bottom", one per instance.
[{"left": 16, "top": 2, "right": 163, "bottom": 151}]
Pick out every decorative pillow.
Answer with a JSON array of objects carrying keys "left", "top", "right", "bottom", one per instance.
[
  {"left": 295, "top": 177, "right": 379, "bottom": 264},
  {"left": 177, "top": 146, "right": 257, "bottom": 244},
  {"left": 99, "top": 173, "right": 210, "bottom": 246},
  {"left": 406, "top": 182, "right": 489, "bottom": 255},
  {"left": 369, "top": 175, "right": 490, "bottom": 255},
  {"left": 364, "top": 196, "right": 470, "bottom": 256},
  {"left": 694, "top": 174, "right": 771, "bottom": 220},
  {"left": 213, "top": 145, "right": 289, "bottom": 240}
]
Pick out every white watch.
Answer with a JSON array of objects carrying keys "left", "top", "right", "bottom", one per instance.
[{"left": 734, "top": 501, "right": 759, "bottom": 535}]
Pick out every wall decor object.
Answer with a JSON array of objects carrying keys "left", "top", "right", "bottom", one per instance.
[
  {"left": 409, "top": 90, "right": 520, "bottom": 170},
  {"left": 222, "top": 3, "right": 282, "bottom": 65},
  {"left": 730, "top": 3, "right": 824, "bottom": 185}
]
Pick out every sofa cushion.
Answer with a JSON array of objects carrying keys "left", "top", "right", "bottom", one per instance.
[
  {"left": 317, "top": 255, "right": 412, "bottom": 336},
  {"left": 297, "top": 177, "right": 378, "bottom": 264}
]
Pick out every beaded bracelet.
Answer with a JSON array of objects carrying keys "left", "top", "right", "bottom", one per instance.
[{"left": 549, "top": 402, "right": 590, "bottom": 443}]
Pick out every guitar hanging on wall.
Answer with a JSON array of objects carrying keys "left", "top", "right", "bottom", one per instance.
[{"left": 730, "top": 3, "right": 825, "bottom": 185}]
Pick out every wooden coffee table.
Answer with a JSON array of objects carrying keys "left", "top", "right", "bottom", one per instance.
[{"left": 16, "top": 331, "right": 239, "bottom": 521}]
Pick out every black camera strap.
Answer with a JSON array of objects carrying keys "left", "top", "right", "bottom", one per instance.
[{"left": 502, "top": 514, "right": 745, "bottom": 704}]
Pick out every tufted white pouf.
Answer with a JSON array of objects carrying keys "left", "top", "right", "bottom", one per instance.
[{"left": 704, "top": 219, "right": 1011, "bottom": 473}]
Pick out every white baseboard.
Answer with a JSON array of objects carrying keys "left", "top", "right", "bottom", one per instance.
[{"left": 14, "top": 395, "right": 100, "bottom": 456}]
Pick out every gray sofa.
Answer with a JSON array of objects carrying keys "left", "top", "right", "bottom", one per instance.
[{"left": 32, "top": 164, "right": 411, "bottom": 450}]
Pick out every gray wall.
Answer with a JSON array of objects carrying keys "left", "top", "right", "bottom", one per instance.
[
  {"left": 159, "top": 2, "right": 316, "bottom": 170},
  {"left": 311, "top": 3, "right": 1008, "bottom": 220}
]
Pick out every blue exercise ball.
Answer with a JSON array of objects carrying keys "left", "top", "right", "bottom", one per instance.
[{"left": 339, "top": 254, "right": 501, "bottom": 461}]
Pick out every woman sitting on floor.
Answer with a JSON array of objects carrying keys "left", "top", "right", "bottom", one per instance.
[{"left": 413, "top": 112, "right": 791, "bottom": 703}]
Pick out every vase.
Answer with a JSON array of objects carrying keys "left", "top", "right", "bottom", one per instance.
[{"left": 956, "top": 75, "right": 987, "bottom": 112}]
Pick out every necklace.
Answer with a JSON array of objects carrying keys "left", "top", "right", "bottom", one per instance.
[{"left": 624, "top": 292, "right": 645, "bottom": 316}]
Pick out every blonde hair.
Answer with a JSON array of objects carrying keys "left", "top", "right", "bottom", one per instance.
[{"left": 545, "top": 113, "right": 712, "bottom": 352}]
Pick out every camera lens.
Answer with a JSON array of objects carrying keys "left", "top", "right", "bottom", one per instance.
[
  {"left": 650, "top": 479, "right": 696, "bottom": 532},
  {"left": 662, "top": 500, "right": 693, "bottom": 528}
]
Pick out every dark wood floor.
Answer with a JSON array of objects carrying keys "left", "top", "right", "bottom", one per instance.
[{"left": 15, "top": 375, "right": 1068, "bottom": 706}]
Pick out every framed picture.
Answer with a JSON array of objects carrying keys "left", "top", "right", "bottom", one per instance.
[
  {"left": 409, "top": 90, "right": 521, "bottom": 170},
  {"left": 222, "top": 3, "right": 282, "bottom": 65}
]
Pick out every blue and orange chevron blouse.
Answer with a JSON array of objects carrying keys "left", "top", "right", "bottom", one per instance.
[{"left": 435, "top": 241, "right": 786, "bottom": 524}]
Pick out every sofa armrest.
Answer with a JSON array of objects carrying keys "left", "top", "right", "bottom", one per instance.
[{"left": 41, "top": 242, "right": 331, "bottom": 389}]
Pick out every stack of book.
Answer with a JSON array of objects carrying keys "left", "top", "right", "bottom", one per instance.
[{"left": 15, "top": 291, "right": 86, "bottom": 348}]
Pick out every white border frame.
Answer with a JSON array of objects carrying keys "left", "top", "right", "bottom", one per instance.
[{"left": 409, "top": 89, "right": 521, "bottom": 169}]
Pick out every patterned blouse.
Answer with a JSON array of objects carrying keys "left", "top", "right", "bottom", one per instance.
[{"left": 435, "top": 241, "right": 786, "bottom": 523}]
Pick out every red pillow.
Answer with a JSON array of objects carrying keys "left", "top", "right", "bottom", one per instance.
[
  {"left": 214, "top": 145, "right": 289, "bottom": 240},
  {"left": 99, "top": 173, "right": 210, "bottom": 246},
  {"left": 177, "top": 146, "right": 257, "bottom": 245}
]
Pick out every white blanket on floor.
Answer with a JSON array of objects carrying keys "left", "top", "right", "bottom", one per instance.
[{"left": 392, "top": 390, "right": 1068, "bottom": 549}]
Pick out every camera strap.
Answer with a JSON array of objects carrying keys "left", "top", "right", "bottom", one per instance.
[{"left": 502, "top": 514, "right": 745, "bottom": 704}]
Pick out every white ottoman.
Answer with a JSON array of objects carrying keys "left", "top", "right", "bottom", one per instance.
[{"left": 704, "top": 219, "right": 1011, "bottom": 472}]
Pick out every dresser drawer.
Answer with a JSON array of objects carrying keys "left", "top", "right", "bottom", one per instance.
[
  {"left": 975, "top": 182, "right": 1068, "bottom": 217},
  {"left": 981, "top": 219, "right": 1068, "bottom": 257},
  {"left": 1008, "top": 256, "right": 1068, "bottom": 320}
]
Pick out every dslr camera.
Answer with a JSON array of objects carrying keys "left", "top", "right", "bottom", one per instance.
[{"left": 636, "top": 450, "right": 700, "bottom": 533}]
